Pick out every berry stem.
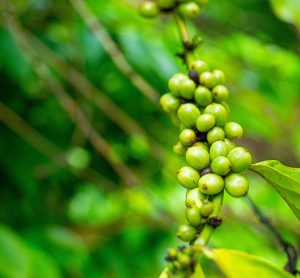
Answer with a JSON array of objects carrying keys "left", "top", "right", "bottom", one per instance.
[{"left": 174, "top": 14, "right": 195, "bottom": 66}]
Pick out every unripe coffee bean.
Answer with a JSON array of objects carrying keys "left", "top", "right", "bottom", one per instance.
[
  {"left": 200, "top": 72, "right": 216, "bottom": 89},
  {"left": 185, "top": 207, "right": 202, "bottom": 226},
  {"left": 179, "top": 129, "right": 197, "bottom": 146},
  {"left": 190, "top": 60, "right": 210, "bottom": 75},
  {"left": 157, "top": 0, "right": 176, "bottom": 9},
  {"left": 177, "top": 166, "right": 200, "bottom": 189},
  {"left": 211, "top": 156, "right": 231, "bottom": 176},
  {"left": 173, "top": 141, "right": 187, "bottom": 156},
  {"left": 169, "top": 73, "right": 187, "bottom": 97},
  {"left": 198, "top": 173, "right": 224, "bottom": 195},
  {"left": 225, "top": 173, "right": 249, "bottom": 197},
  {"left": 177, "top": 103, "right": 201, "bottom": 128},
  {"left": 212, "top": 85, "right": 229, "bottom": 102},
  {"left": 207, "top": 127, "right": 225, "bottom": 145},
  {"left": 179, "top": 2, "right": 201, "bottom": 19},
  {"left": 193, "top": 141, "right": 209, "bottom": 152},
  {"left": 210, "top": 140, "right": 229, "bottom": 160},
  {"left": 200, "top": 200, "right": 214, "bottom": 217},
  {"left": 186, "top": 146, "right": 210, "bottom": 170},
  {"left": 213, "top": 69, "right": 226, "bottom": 85},
  {"left": 204, "top": 103, "right": 228, "bottom": 127},
  {"left": 227, "top": 147, "right": 252, "bottom": 172},
  {"left": 224, "top": 122, "right": 243, "bottom": 140},
  {"left": 224, "top": 138, "right": 236, "bottom": 151},
  {"left": 160, "top": 93, "right": 180, "bottom": 113},
  {"left": 180, "top": 78, "right": 196, "bottom": 99},
  {"left": 139, "top": 1, "right": 159, "bottom": 18},
  {"left": 177, "top": 224, "right": 197, "bottom": 242},
  {"left": 196, "top": 114, "right": 215, "bottom": 132},
  {"left": 185, "top": 188, "right": 205, "bottom": 209},
  {"left": 195, "top": 86, "right": 213, "bottom": 107}
]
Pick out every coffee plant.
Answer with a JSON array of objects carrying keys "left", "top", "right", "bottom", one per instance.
[{"left": 140, "top": 1, "right": 300, "bottom": 277}]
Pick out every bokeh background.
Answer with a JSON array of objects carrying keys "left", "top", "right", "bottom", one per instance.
[{"left": 0, "top": 0, "right": 300, "bottom": 277}]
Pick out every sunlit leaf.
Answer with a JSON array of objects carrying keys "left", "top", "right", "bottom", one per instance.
[
  {"left": 249, "top": 160, "right": 300, "bottom": 220},
  {"left": 204, "top": 248, "right": 293, "bottom": 278}
]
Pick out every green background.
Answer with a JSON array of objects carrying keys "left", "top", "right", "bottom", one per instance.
[{"left": 0, "top": 0, "right": 299, "bottom": 277}]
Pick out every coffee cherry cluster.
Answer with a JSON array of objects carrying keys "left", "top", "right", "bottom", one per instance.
[
  {"left": 164, "top": 245, "right": 201, "bottom": 276},
  {"left": 139, "top": 0, "right": 207, "bottom": 19},
  {"left": 160, "top": 59, "right": 253, "bottom": 243}
]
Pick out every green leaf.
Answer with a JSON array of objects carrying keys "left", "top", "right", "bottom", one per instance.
[
  {"left": 191, "top": 263, "right": 206, "bottom": 278},
  {"left": 269, "top": 0, "right": 300, "bottom": 30},
  {"left": 249, "top": 160, "right": 300, "bottom": 220},
  {"left": 204, "top": 248, "right": 293, "bottom": 278}
]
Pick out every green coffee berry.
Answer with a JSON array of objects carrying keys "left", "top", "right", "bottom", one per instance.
[
  {"left": 224, "top": 122, "right": 243, "bottom": 140},
  {"left": 168, "top": 73, "right": 187, "bottom": 97},
  {"left": 168, "top": 248, "right": 178, "bottom": 259},
  {"left": 225, "top": 173, "right": 249, "bottom": 197},
  {"left": 194, "top": 86, "right": 213, "bottom": 107},
  {"left": 212, "top": 85, "right": 229, "bottom": 102},
  {"left": 224, "top": 138, "right": 236, "bottom": 151},
  {"left": 227, "top": 147, "right": 252, "bottom": 172},
  {"left": 177, "top": 103, "right": 201, "bottom": 128},
  {"left": 170, "top": 112, "right": 181, "bottom": 126},
  {"left": 180, "top": 78, "right": 196, "bottom": 99},
  {"left": 213, "top": 69, "right": 226, "bottom": 85},
  {"left": 185, "top": 207, "right": 202, "bottom": 226},
  {"left": 196, "top": 114, "right": 215, "bottom": 132},
  {"left": 193, "top": 141, "right": 209, "bottom": 152},
  {"left": 190, "top": 60, "right": 210, "bottom": 75},
  {"left": 204, "top": 103, "right": 228, "bottom": 127},
  {"left": 210, "top": 140, "right": 229, "bottom": 160},
  {"left": 207, "top": 127, "right": 225, "bottom": 145},
  {"left": 173, "top": 141, "right": 187, "bottom": 156},
  {"left": 178, "top": 253, "right": 191, "bottom": 268},
  {"left": 159, "top": 93, "right": 180, "bottom": 113},
  {"left": 178, "top": 2, "right": 201, "bottom": 19},
  {"left": 177, "top": 224, "right": 197, "bottom": 242},
  {"left": 186, "top": 146, "right": 210, "bottom": 170},
  {"left": 157, "top": 0, "right": 176, "bottom": 9},
  {"left": 198, "top": 173, "right": 224, "bottom": 195},
  {"left": 200, "top": 200, "right": 214, "bottom": 217},
  {"left": 139, "top": 1, "right": 159, "bottom": 18},
  {"left": 211, "top": 156, "right": 231, "bottom": 176},
  {"left": 199, "top": 72, "right": 216, "bottom": 89},
  {"left": 179, "top": 129, "right": 197, "bottom": 146},
  {"left": 220, "top": 101, "right": 230, "bottom": 114},
  {"left": 177, "top": 166, "right": 200, "bottom": 189},
  {"left": 186, "top": 188, "right": 205, "bottom": 209}
]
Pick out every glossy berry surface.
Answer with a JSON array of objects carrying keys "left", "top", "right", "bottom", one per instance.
[
  {"left": 185, "top": 188, "right": 205, "bottom": 209},
  {"left": 186, "top": 146, "right": 210, "bottom": 170},
  {"left": 211, "top": 156, "right": 231, "bottom": 176},
  {"left": 204, "top": 103, "right": 228, "bottom": 127},
  {"left": 179, "top": 129, "right": 197, "bottom": 146},
  {"left": 198, "top": 173, "right": 224, "bottom": 195},
  {"left": 200, "top": 200, "right": 214, "bottom": 217},
  {"left": 173, "top": 141, "right": 186, "bottom": 156},
  {"left": 213, "top": 69, "right": 226, "bottom": 85},
  {"left": 224, "top": 122, "right": 243, "bottom": 140},
  {"left": 209, "top": 140, "right": 229, "bottom": 160},
  {"left": 225, "top": 173, "right": 249, "bottom": 197},
  {"left": 196, "top": 114, "right": 215, "bottom": 132},
  {"left": 190, "top": 60, "right": 210, "bottom": 75},
  {"left": 228, "top": 147, "right": 252, "bottom": 172},
  {"left": 212, "top": 85, "right": 229, "bottom": 102},
  {"left": 139, "top": 1, "right": 159, "bottom": 18},
  {"left": 207, "top": 127, "right": 225, "bottom": 145},
  {"left": 168, "top": 73, "right": 187, "bottom": 97},
  {"left": 193, "top": 141, "right": 209, "bottom": 152},
  {"left": 185, "top": 207, "right": 202, "bottom": 226},
  {"left": 159, "top": 93, "right": 180, "bottom": 113},
  {"left": 179, "top": 2, "right": 201, "bottom": 19},
  {"left": 177, "top": 224, "right": 197, "bottom": 242},
  {"left": 194, "top": 86, "right": 213, "bottom": 107},
  {"left": 180, "top": 78, "right": 196, "bottom": 99},
  {"left": 177, "top": 103, "right": 201, "bottom": 128},
  {"left": 177, "top": 166, "right": 200, "bottom": 189},
  {"left": 200, "top": 72, "right": 215, "bottom": 89}
]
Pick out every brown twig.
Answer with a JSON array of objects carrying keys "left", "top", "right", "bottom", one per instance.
[
  {"left": 246, "top": 196, "right": 299, "bottom": 275},
  {"left": 69, "top": 0, "right": 160, "bottom": 103},
  {"left": 0, "top": 102, "right": 115, "bottom": 189},
  {"left": 1, "top": 7, "right": 140, "bottom": 187}
]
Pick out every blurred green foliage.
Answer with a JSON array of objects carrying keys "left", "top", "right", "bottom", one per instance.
[{"left": 0, "top": 0, "right": 299, "bottom": 277}]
